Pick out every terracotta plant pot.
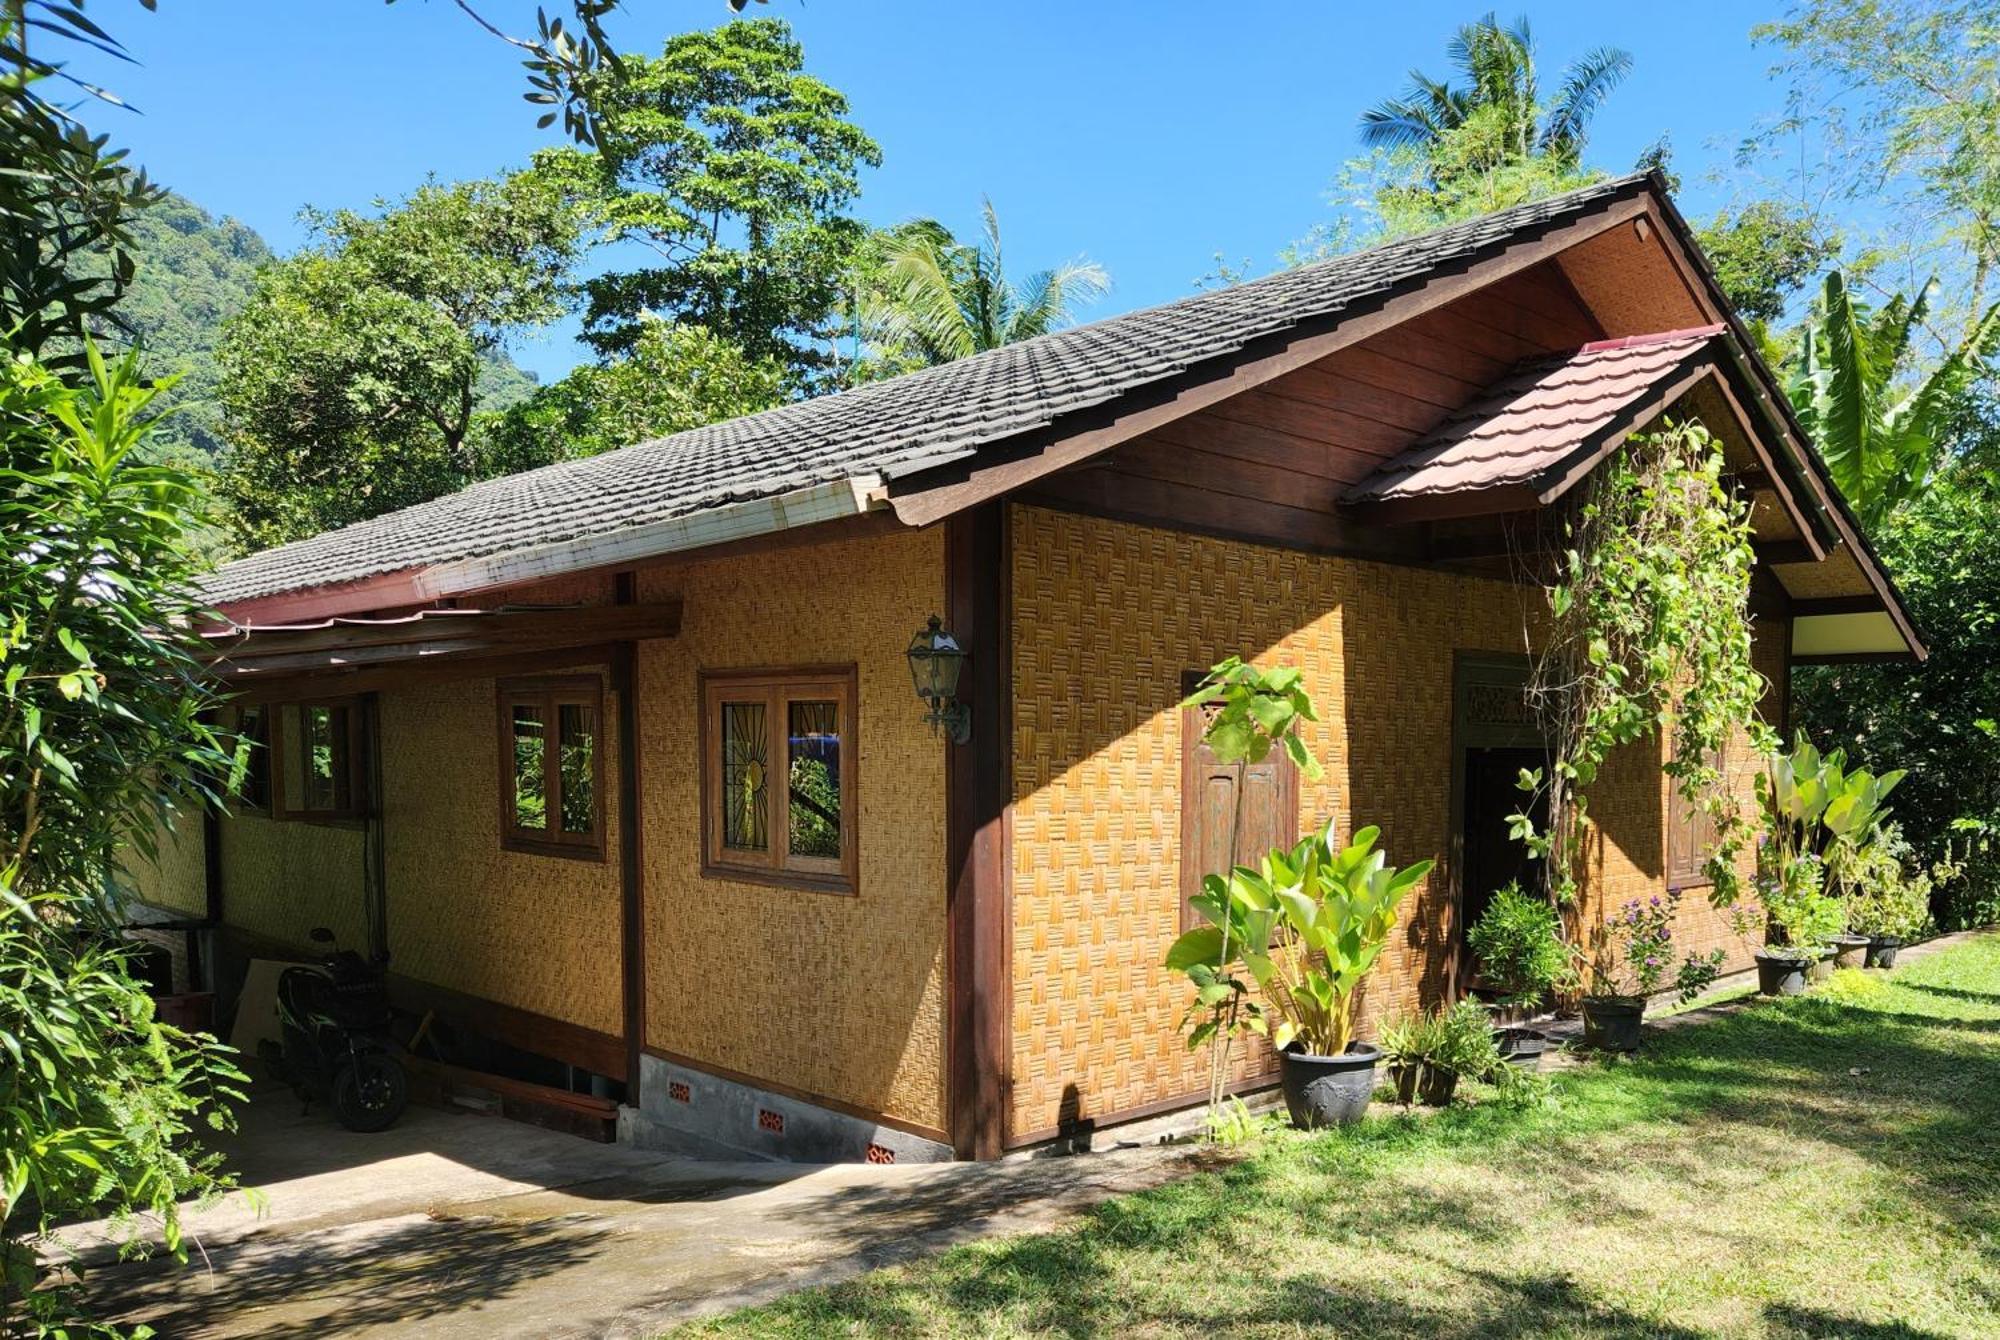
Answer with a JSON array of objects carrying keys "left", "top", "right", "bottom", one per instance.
[
  {"left": 1831, "top": 934, "right": 1871, "bottom": 970},
  {"left": 1866, "top": 936, "right": 1903, "bottom": 969},
  {"left": 1279, "top": 1042, "right": 1380, "bottom": 1129},
  {"left": 1755, "top": 951, "right": 1810, "bottom": 997},
  {"left": 1580, "top": 995, "right": 1645, "bottom": 1052}
]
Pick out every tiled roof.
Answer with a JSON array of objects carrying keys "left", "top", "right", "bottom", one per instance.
[
  {"left": 202, "top": 173, "right": 1652, "bottom": 608},
  {"left": 1344, "top": 327, "right": 1724, "bottom": 504}
]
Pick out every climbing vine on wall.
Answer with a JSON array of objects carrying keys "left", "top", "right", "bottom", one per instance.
[{"left": 1514, "top": 421, "right": 1772, "bottom": 936}]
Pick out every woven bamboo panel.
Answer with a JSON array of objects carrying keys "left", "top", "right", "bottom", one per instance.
[
  {"left": 636, "top": 527, "right": 949, "bottom": 1133},
  {"left": 1009, "top": 506, "right": 1554, "bottom": 1135},
  {"left": 116, "top": 812, "right": 207, "bottom": 915},
  {"left": 220, "top": 814, "right": 370, "bottom": 951},
  {"left": 380, "top": 672, "right": 623, "bottom": 1036}
]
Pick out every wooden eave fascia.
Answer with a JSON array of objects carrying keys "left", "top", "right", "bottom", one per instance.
[
  {"left": 881, "top": 182, "right": 1661, "bottom": 530},
  {"left": 1638, "top": 179, "right": 1927, "bottom": 661}
]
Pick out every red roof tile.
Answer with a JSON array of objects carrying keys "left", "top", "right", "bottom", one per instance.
[{"left": 1344, "top": 326, "right": 1725, "bottom": 505}]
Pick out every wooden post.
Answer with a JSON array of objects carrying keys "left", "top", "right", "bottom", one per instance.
[
  {"left": 946, "top": 502, "right": 1011, "bottom": 1158},
  {"left": 613, "top": 572, "right": 647, "bottom": 1104}
]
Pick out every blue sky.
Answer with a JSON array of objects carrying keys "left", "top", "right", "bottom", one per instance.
[{"left": 81, "top": 1, "right": 1796, "bottom": 382}]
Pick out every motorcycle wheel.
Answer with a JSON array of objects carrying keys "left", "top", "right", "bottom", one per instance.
[{"left": 332, "top": 1052, "right": 409, "bottom": 1133}]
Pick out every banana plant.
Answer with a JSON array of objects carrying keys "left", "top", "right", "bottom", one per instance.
[{"left": 1167, "top": 822, "right": 1432, "bottom": 1057}]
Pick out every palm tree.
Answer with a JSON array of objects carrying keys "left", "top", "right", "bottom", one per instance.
[
  {"left": 859, "top": 199, "right": 1109, "bottom": 370},
  {"left": 1360, "top": 14, "right": 1632, "bottom": 172},
  {"left": 1787, "top": 270, "right": 2000, "bottom": 526}
]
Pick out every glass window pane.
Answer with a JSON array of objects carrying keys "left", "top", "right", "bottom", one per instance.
[
  {"left": 558, "top": 702, "right": 595, "bottom": 835},
  {"left": 721, "top": 700, "right": 768, "bottom": 852},
  {"left": 787, "top": 699, "right": 841, "bottom": 860},
  {"left": 512, "top": 704, "right": 547, "bottom": 831}
]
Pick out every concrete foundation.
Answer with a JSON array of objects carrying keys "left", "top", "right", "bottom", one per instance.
[{"left": 623, "top": 1053, "right": 954, "bottom": 1164}]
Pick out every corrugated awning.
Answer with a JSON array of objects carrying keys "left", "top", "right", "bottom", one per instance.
[
  {"left": 1343, "top": 326, "right": 1726, "bottom": 516},
  {"left": 202, "top": 602, "right": 681, "bottom": 697}
]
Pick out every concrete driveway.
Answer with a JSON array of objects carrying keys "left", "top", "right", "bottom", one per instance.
[{"left": 65, "top": 1088, "right": 1194, "bottom": 1338}]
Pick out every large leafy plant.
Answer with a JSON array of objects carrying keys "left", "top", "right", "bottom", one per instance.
[
  {"left": 1168, "top": 658, "right": 1322, "bottom": 1114},
  {"left": 1465, "top": 881, "right": 1573, "bottom": 1006},
  {"left": 1756, "top": 735, "right": 1906, "bottom": 955},
  {"left": 1170, "top": 822, "right": 1433, "bottom": 1057}
]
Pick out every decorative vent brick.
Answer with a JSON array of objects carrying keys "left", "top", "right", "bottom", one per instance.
[
  {"left": 865, "top": 1142, "right": 896, "bottom": 1164},
  {"left": 668, "top": 1080, "right": 690, "bottom": 1104},
  {"left": 756, "top": 1107, "right": 785, "bottom": 1135}
]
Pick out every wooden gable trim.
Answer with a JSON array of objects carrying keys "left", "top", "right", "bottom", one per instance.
[{"left": 886, "top": 187, "right": 1657, "bottom": 529}]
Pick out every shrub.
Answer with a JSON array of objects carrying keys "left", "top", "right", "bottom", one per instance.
[
  {"left": 1466, "top": 882, "right": 1573, "bottom": 1006},
  {"left": 1838, "top": 823, "right": 1935, "bottom": 941}
]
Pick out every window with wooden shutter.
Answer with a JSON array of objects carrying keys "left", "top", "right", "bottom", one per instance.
[
  {"left": 1178, "top": 675, "right": 1301, "bottom": 931},
  {"left": 1666, "top": 787, "right": 1718, "bottom": 891}
]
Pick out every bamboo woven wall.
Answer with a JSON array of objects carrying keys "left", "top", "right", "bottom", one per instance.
[
  {"left": 219, "top": 814, "right": 371, "bottom": 951},
  {"left": 1006, "top": 505, "right": 1787, "bottom": 1137},
  {"left": 379, "top": 671, "right": 623, "bottom": 1037},
  {"left": 117, "top": 813, "right": 206, "bottom": 915},
  {"left": 635, "top": 526, "right": 950, "bottom": 1134}
]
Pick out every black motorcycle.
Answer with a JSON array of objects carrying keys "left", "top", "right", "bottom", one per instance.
[{"left": 260, "top": 927, "right": 409, "bottom": 1133}]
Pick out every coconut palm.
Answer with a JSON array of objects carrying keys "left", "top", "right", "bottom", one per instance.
[
  {"left": 1360, "top": 14, "right": 1632, "bottom": 172},
  {"left": 1787, "top": 270, "right": 2000, "bottom": 526},
  {"left": 859, "top": 199, "right": 1109, "bottom": 370}
]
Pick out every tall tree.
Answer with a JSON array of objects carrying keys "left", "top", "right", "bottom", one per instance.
[
  {"left": 217, "top": 171, "right": 583, "bottom": 548},
  {"left": 1785, "top": 269, "right": 2000, "bottom": 525},
  {"left": 1359, "top": 14, "right": 1632, "bottom": 174},
  {"left": 479, "top": 318, "right": 786, "bottom": 474},
  {"left": 547, "top": 18, "right": 880, "bottom": 386},
  {"left": 854, "top": 201, "right": 1109, "bottom": 378}
]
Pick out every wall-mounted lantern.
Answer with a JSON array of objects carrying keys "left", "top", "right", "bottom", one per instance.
[{"left": 905, "top": 614, "right": 971, "bottom": 744}]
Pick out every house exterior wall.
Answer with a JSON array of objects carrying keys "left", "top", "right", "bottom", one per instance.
[
  {"left": 119, "top": 814, "right": 207, "bottom": 916},
  {"left": 378, "top": 670, "right": 624, "bottom": 1038},
  {"left": 1006, "top": 504, "right": 1785, "bottom": 1141},
  {"left": 217, "top": 814, "right": 371, "bottom": 952},
  {"left": 634, "top": 526, "right": 951, "bottom": 1137}
]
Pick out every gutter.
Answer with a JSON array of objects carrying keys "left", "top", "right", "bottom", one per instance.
[{"left": 216, "top": 475, "right": 889, "bottom": 624}]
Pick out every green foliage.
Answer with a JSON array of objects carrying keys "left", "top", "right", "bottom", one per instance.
[
  {"left": 852, "top": 200, "right": 1108, "bottom": 378},
  {"left": 1591, "top": 893, "right": 1723, "bottom": 1003},
  {"left": 1358, "top": 13, "right": 1631, "bottom": 172},
  {"left": 1785, "top": 270, "right": 2000, "bottom": 526},
  {"left": 1516, "top": 423, "right": 1769, "bottom": 915},
  {"left": 1170, "top": 822, "right": 1432, "bottom": 1057},
  {"left": 0, "top": 343, "right": 247, "bottom": 1332},
  {"left": 552, "top": 17, "right": 880, "bottom": 387},
  {"left": 217, "top": 170, "right": 584, "bottom": 547},
  {"left": 1837, "top": 823, "right": 1935, "bottom": 941},
  {"left": 1180, "top": 657, "right": 1324, "bottom": 781},
  {"left": 1793, "top": 465, "right": 2000, "bottom": 929},
  {"left": 1380, "top": 999, "right": 1500, "bottom": 1084},
  {"left": 1465, "top": 881, "right": 1572, "bottom": 1005},
  {"left": 479, "top": 319, "right": 786, "bottom": 474},
  {"left": 1756, "top": 736, "right": 1908, "bottom": 956},
  {"left": 1695, "top": 200, "right": 1839, "bottom": 342}
]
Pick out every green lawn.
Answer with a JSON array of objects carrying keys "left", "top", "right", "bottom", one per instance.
[{"left": 680, "top": 936, "right": 2000, "bottom": 1339}]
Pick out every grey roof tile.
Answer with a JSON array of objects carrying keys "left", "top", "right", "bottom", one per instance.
[{"left": 203, "top": 173, "right": 1650, "bottom": 607}]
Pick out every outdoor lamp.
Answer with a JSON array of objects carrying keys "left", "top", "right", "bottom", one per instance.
[{"left": 906, "top": 614, "right": 971, "bottom": 744}]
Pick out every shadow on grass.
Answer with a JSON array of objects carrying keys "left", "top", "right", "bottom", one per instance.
[{"left": 1764, "top": 1301, "right": 1954, "bottom": 1339}]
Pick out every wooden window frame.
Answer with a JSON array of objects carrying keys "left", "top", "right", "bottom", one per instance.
[
  {"left": 699, "top": 665, "right": 859, "bottom": 896},
  {"left": 233, "top": 703, "right": 273, "bottom": 816},
  {"left": 497, "top": 674, "right": 607, "bottom": 861},
  {"left": 1177, "top": 670, "right": 1300, "bottom": 932},
  {"left": 269, "top": 697, "right": 368, "bottom": 824},
  {"left": 1665, "top": 785, "right": 1719, "bottom": 893}
]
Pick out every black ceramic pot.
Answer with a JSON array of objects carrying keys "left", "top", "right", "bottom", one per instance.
[
  {"left": 1279, "top": 1042, "right": 1381, "bottom": 1129},
  {"left": 1496, "top": 1027, "right": 1552, "bottom": 1071},
  {"left": 1417, "top": 1065, "right": 1459, "bottom": 1108},
  {"left": 1866, "top": 936, "right": 1903, "bottom": 969},
  {"left": 1755, "top": 951, "right": 1810, "bottom": 996},
  {"left": 1580, "top": 996, "right": 1645, "bottom": 1052}
]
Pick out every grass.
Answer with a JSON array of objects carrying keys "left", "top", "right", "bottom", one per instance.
[{"left": 678, "top": 935, "right": 2000, "bottom": 1339}]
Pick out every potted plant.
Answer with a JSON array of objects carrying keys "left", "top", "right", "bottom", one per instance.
[
  {"left": 1754, "top": 849, "right": 1843, "bottom": 995},
  {"left": 1379, "top": 1000, "right": 1499, "bottom": 1107},
  {"left": 1169, "top": 821, "right": 1433, "bottom": 1128},
  {"left": 1578, "top": 891, "right": 1725, "bottom": 1050},
  {"left": 1755, "top": 736, "right": 1908, "bottom": 991},
  {"left": 1465, "top": 881, "right": 1573, "bottom": 1070},
  {"left": 1838, "top": 823, "right": 1933, "bottom": 968}
]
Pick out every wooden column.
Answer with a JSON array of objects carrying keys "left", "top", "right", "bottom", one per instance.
[
  {"left": 946, "top": 502, "right": 1011, "bottom": 1159},
  {"left": 613, "top": 572, "right": 648, "bottom": 1102}
]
